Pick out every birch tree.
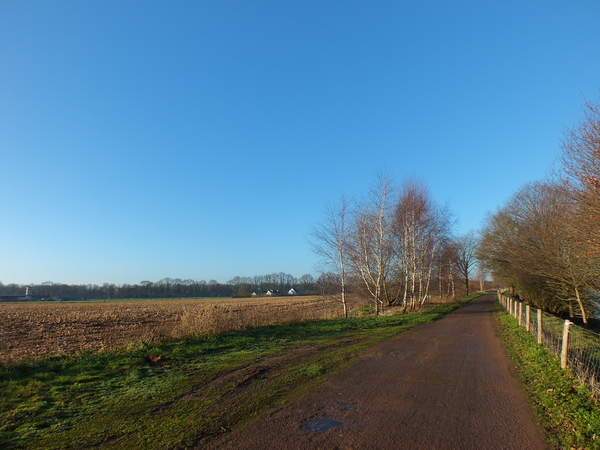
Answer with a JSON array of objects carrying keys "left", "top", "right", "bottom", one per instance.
[
  {"left": 347, "top": 174, "right": 395, "bottom": 315},
  {"left": 439, "top": 241, "right": 458, "bottom": 299},
  {"left": 392, "top": 180, "right": 451, "bottom": 310},
  {"left": 310, "top": 196, "right": 351, "bottom": 317},
  {"left": 311, "top": 174, "right": 451, "bottom": 316}
]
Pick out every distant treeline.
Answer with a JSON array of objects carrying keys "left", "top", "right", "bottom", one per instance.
[{"left": 0, "top": 273, "right": 320, "bottom": 300}]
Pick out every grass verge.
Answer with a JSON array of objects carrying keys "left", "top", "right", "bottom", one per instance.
[
  {"left": 495, "top": 301, "right": 600, "bottom": 450},
  {"left": 1, "top": 296, "right": 480, "bottom": 450}
]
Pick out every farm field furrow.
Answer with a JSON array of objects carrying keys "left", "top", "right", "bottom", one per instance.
[{"left": 0, "top": 296, "right": 349, "bottom": 361}]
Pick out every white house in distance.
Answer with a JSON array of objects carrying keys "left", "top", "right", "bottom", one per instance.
[{"left": 261, "top": 289, "right": 298, "bottom": 297}]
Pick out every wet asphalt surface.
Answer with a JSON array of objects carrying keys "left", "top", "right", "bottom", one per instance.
[{"left": 206, "top": 294, "right": 548, "bottom": 449}]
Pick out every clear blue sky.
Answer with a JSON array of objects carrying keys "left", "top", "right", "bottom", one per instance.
[{"left": 1, "top": 1, "right": 599, "bottom": 285}]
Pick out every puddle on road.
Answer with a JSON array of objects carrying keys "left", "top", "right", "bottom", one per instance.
[
  {"left": 302, "top": 418, "right": 343, "bottom": 433},
  {"left": 303, "top": 401, "right": 358, "bottom": 433}
]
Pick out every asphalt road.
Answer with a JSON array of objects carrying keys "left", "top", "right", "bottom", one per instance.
[{"left": 207, "top": 294, "right": 547, "bottom": 449}]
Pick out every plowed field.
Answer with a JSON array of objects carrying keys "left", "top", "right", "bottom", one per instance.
[{"left": 0, "top": 296, "right": 348, "bottom": 361}]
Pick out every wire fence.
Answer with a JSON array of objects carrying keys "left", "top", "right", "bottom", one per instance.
[{"left": 498, "top": 290, "right": 600, "bottom": 399}]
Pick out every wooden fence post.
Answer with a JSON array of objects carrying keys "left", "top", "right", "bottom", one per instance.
[
  {"left": 537, "top": 309, "right": 543, "bottom": 344},
  {"left": 518, "top": 302, "right": 523, "bottom": 326},
  {"left": 525, "top": 305, "right": 530, "bottom": 332},
  {"left": 561, "top": 320, "right": 573, "bottom": 369}
]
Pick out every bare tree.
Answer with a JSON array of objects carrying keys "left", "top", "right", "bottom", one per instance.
[
  {"left": 299, "top": 274, "right": 315, "bottom": 293},
  {"left": 478, "top": 181, "right": 596, "bottom": 321},
  {"left": 310, "top": 174, "right": 451, "bottom": 316},
  {"left": 514, "top": 183, "right": 595, "bottom": 322},
  {"left": 454, "top": 231, "right": 478, "bottom": 296},
  {"left": 560, "top": 94, "right": 600, "bottom": 297},
  {"left": 440, "top": 241, "right": 457, "bottom": 299},
  {"left": 311, "top": 196, "right": 352, "bottom": 317},
  {"left": 346, "top": 174, "right": 395, "bottom": 315},
  {"left": 317, "top": 272, "right": 338, "bottom": 296},
  {"left": 392, "top": 180, "right": 451, "bottom": 310}
]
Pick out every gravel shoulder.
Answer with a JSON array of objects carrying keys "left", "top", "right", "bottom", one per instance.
[{"left": 206, "top": 294, "right": 548, "bottom": 450}]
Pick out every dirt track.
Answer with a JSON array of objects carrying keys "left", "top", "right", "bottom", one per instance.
[{"left": 207, "top": 294, "right": 547, "bottom": 449}]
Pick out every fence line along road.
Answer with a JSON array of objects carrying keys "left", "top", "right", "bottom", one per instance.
[{"left": 498, "top": 290, "right": 600, "bottom": 398}]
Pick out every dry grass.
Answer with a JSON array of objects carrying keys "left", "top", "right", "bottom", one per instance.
[
  {"left": 372, "top": 295, "right": 460, "bottom": 317},
  {"left": 0, "top": 296, "right": 364, "bottom": 362},
  {"left": 427, "top": 294, "right": 465, "bottom": 305}
]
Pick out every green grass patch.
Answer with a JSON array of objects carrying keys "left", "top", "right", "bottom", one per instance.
[
  {"left": 495, "top": 301, "right": 600, "bottom": 449},
  {"left": 1, "top": 299, "right": 475, "bottom": 449}
]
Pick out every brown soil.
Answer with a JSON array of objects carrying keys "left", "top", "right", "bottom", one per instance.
[
  {"left": 205, "top": 294, "right": 548, "bottom": 450},
  {"left": 0, "top": 296, "right": 347, "bottom": 361}
]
